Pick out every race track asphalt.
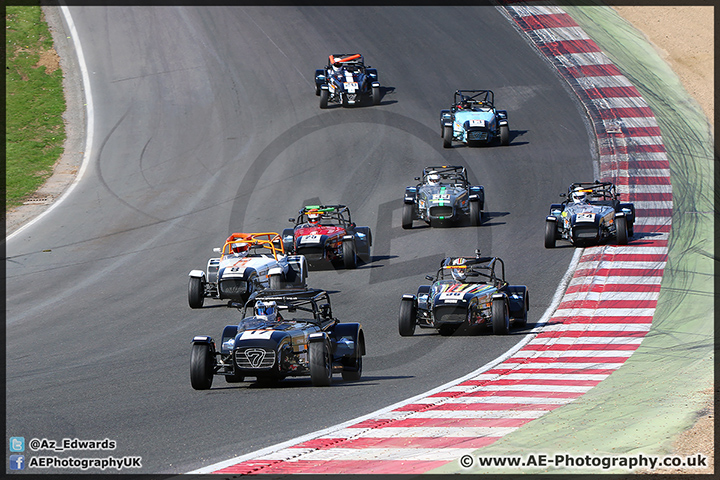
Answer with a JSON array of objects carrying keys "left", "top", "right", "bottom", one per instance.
[{"left": 5, "top": 6, "right": 595, "bottom": 473}]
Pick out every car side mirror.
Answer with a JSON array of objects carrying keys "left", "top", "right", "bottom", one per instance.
[
  {"left": 319, "top": 304, "right": 331, "bottom": 319},
  {"left": 289, "top": 218, "right": 295, "bottom": 222},
  {"left": 425, "top": 275, "right": 434, "bottom": 281},
  {"left": 414, "top": 177, "right": 420, "bottom": 181},
  {"left": 213, "top": 247, "right": 221, "bottom": 253}
]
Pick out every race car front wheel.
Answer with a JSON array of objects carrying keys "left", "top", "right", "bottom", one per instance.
[
  {"left": 190, "top": 343, "right": 214, "bottom": 390},
  {"left": 402, "top": 204, "right": 414, "bottom": 229},
  {"left": 319, "top": 89, "right": 329, "bottom": 109},
  {"left": 309, "top": 340, "right": 332, "bottom": 386},
  {"left": 544, "top": 220, "right": 557, "bottom": 248},
  {"left": 443, "top": 125, "right": 453, "bottom": 148},
  {"left": 343, "top": 239, "right": 357, "bottom": 269},
  {"left": 372, "top": 85, "right": 381, "bottom": 105},
  {"left": 492, "top": 297, "right": 510, "bottom": 335},
  {"left": 398, "top": 299, "right": 417, "bottom": 336},
  {"left": 188, "top": 277, "right": 205, "bottom": 309},
  {"left": 500, "top": 124, "right": 510, "bottom": 146},
  {"left": 616, "top": 216, "right": 629, "bottom": 245},
  {"left": 470, "top": 201, "right": 482, "bottom": 226}
]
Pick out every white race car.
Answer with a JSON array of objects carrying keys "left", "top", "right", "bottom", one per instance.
[{"left": 188, "top": 232, "right": 308, "bottom": 308}]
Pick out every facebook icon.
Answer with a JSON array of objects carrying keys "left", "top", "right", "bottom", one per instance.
[{"left": 10, "top": 454, "right": 25, "bottom": 470}]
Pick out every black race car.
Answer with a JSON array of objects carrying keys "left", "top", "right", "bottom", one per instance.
[
  {"left": 545, "top": 181, "right": 636, "bottom": 248},
  {"left": 315, "top": 53, "right": 380, "bottom": 108},
  {"left": 399, "top": 253, "right": 528, "bottom": 336},
  {"left": 190, "top": 289, "right": 365, "bottom": 388},
  {"left": 282, "top": 205, "right": 372, "bottom": 269},
  {"left": 402, "top": 165, "right": 484, "bottom": 228}
]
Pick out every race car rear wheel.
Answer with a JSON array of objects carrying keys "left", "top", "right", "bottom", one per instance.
[
  {"left": 343, "top": 239, "right": 357, "bottom": 269},
  {"left": 319, "top": 89, "right": 329, "bottom": 109},
  {"left": 616, "top": 216, "right": 629, "bottom": 245},
  {"left": 398, "top": 298, "right": 417, "bottom": 336},
  {"left": 372, "top": 85, "right": 381, "bottom": 105},
  {"left": 188, "top": 277, "right": 205, "bottom": 309},
  {"left": 500, "top": 125, "right": 510, "bottom": 146},
  {"left": 190, "top": 343, "right": 214, "bottom": 390},
  {"left": 492, "top": 297, "right": 510, "bottom": 335},
  {"left": 443, "top": 125, "right": 453, "bottom": 148},
  {"left": 309, "top": 340, "right": 332, "bottom": 386},
  {"left": 341, "top": 351, "right": 362, "bottom": 381},
  {"left": 544, "top": 220, "right": 557, "bottom": 248},
  {"left": 402, "top": 203, "right": 414, "bottom": 229},
  {"left": 470, "top": 201, "right": 482, "bottom": 226}
]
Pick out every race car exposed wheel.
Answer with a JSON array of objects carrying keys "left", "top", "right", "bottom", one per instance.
[
  {"left": 500, "top": 125, "right": 510, "bottom": 146},
  {"left": 470, "top": 201, "right": 481, "bottom": 226},
  {"left": 341, "top": 350, "right": 362, "bottom": 381},
  {"left": 402, "top": 203, "right": 414, "bottom": 229},
  {"left": 628, "top": 222, "right": 634, "bottom": 238},
  {"left": 443, "top": 125, "right": 453, "bottom": 148},
  {"left": 319, "top": 89, "right": 329, "bottom": 109},
  {"left": 514, "top": 295, "right": 528, "bottom": 328},
  {"left": 372, "top": 85, "right": 381, "bottom": 105},
  {"left": 309, "top": 340, "right": 332, "bottom": 386},
  {"left": 190, "top": 343, "right": 214, "bottom": 390},
  {"left": 616, "top": 216, "right": 629, "bottom": 245},
  {"left": 398, "top": 298, "right": 416, "bottom": 336},
  {"left": 544, "top": 220, "right": 557, "bottom": 249},
  {"left": 269, "top": 274, "right": 284, "bottom": 290},
  {"left": 343, "top": 239, "right": 357, "bottom": 269},
  {"left": 492, "top": 297, "right": 510, "bottom": 335},
  {"left": 188, "top": 277, "right": 205, "bottom": 309}
]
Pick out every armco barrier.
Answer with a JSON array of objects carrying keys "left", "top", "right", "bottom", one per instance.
[{"left": 190, "top": 3, "right": 672, "bottom": 475}]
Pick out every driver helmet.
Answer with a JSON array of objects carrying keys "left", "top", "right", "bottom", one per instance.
[
  {"left": 450, "top": 258, "right": 467, "bottom": 282},
  {"left": 308, "top": 212, "right": 321, "bottom": 224},
  {"left": 255, "top": 301, "right": 278, "bottom": 321},
  {"left": 427, "top": 172, "right": 441, "bottom": 185},
  {"left": 571, "top": 190, "right": 588, "bottom": 204},
  {"left": 231, "top": 242, "right": 250, "bottom": 254}
]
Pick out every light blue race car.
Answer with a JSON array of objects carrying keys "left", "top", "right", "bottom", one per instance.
[{"left": 440, "top": 90, "right": 510, "bottom": 148}]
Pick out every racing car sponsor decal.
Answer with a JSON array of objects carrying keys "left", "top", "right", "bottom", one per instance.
[
  {"left": 575, "top": 213, "right": 595, "bottom": 222},
  {"left": 300, "top": 235, "right": 322, "bottom": 244},
  {"left": 343, "top": 82, "right": 359, "bottom": 92},
  {"left": 432, "top": 194, "right": 451, "bottom": 200},
  {"left": 238, "top": 330, "right": 274, "bottom": 340},
  {"left": 469, "top": 119, "right": 486, "bottom": 127}
]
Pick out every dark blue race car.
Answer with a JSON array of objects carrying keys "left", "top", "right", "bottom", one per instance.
[{"left": 315, "top": 53, "right": 380, "bottom": 108}]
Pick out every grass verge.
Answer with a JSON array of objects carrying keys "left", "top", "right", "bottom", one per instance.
[{"left": 5, "top": 3, "right": 66, "bottom": 209}]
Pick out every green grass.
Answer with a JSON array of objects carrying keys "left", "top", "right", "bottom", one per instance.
[{"left": 5, "top": 3, "right": 66, "bottom": 209}]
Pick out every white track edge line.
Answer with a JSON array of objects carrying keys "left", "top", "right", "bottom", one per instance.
[{"left": 6, "top": 3, "right": 93, "bottom": 242}]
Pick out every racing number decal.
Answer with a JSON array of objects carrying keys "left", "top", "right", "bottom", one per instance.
[
  {"left": 300, "top": 235, "right": 322, "bottom": 244},
  {"left": 239, "top": 330, "right": 274, "bottom": 340}
]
